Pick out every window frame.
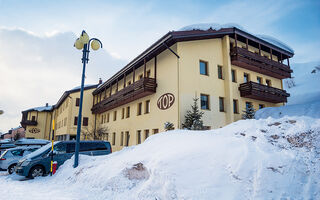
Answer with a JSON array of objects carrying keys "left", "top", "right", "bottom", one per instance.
[
  {"left": 199, "top": 60, "right": 209, "bottom": 76},
  {"left": 217, "top": 65, "right": 223, "bottom": 79},
  {"left": 83, "top": 117, "right": 88, "bottom": 126},
  {"left": 145, "top": 100, "right": 150, "bottom": 114},
  {"left": 76, "top": 98, "right": 80, "bottom": 107},
  {"left": 200, "top": 94, "right": 210, "bottom": 110},
  {"left": 233, "top": 99, "right": 239, "bottom": 114},
  {"left": 244, "top": 73, "right": 250, "bottom": 83},
  {"left": 231, "top": 69, "right": 237, "bottom": 83},
  {"left": 219, "top": 97, "right": 225, "bottom": 112}
]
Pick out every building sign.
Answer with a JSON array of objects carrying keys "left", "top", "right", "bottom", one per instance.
[
  {"left": 29, "top": 128, "right": 40, "bottom": 134},
  {"left": 157, "top": 93, "right": 175, "bottom": 110}
]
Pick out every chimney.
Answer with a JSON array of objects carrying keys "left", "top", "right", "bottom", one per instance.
[
  {"left": 46, "top": 103, "right": 49, "bottom": 107},
  {"left": 99, "top": 78, "right": 102, "bottom": 84}
]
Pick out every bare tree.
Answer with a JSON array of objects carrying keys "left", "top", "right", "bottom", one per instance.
[{"left": 81, "top": 121, "right": 109, "bottom": 141}]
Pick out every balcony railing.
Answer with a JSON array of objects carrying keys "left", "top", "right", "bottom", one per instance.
[
  {"left": 20, "top": 120, "right": 37, "bottom": 127},
  {"left": 239, "top": 81, "right": 290, "bottom": 103},
  {"left": 230, "top": 47, "right": 292, "bottom": 79},
  {"left": 92, "top": 77, "right": 157, "bottom": 114}
]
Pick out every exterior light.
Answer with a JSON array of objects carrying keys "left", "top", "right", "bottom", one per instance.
[
  {"left": 74, "top": 38, "right": 84, "bottom": 50},
  {"left": 73, "top": 30, "right": 102, "bottom": 168},
  {"left": 91, "top": 39, "right": 100, "bottom": 51},
  {"left": 80, "top": 31, "right": 89, "bottom": 44}
]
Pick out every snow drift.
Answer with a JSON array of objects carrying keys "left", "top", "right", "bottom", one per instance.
[{"left": 47, "top": 116, "right": 319, "bottom": 200}]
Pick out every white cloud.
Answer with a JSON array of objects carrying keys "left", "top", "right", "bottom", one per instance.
[{"left": 0, "top": 28, "right": 126, "bottom": 132}]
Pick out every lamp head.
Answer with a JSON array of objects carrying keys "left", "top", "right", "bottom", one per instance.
[
  {"left": 80, "top": 31, "right": 89, "bottom": 44},
  {"left": 91, "top": 39, "right": 101, "bottom": 51},
  {"left": 74, "top": 38, "right": 84, "bottom": 50}
]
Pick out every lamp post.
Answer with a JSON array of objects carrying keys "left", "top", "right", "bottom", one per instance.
[{"left": 73, "top": 30, "right": 102, "bottom": 168}]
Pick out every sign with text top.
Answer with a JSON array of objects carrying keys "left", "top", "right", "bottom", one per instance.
[{"left": 157, "top": 93, "right": 175, "bottom": 110}]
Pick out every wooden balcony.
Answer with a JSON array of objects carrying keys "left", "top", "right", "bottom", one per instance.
[
  {"left": 20, "top": 120, "right": 37, "bottom": 127},
  {"left": 92, "top": 77, "right": 157, "bottom": 114},
  {"left": 239, "top": 81, "right": 290, "bottom": 103},
  {"left": 230, "top": 47, "right": 292, "bottom": 79}
]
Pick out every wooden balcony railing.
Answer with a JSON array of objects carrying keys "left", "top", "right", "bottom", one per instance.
[
  {"left": 239, "top": 81, "right": 290, "bottom": 103},
  {"left": 230, "top": 47, "right": 292, "bottom": 79},
  {"left": 92, "top": 77, "right": 157, "bottom": 114},
  {"left": 20, "top": 120, "right": 37, "bottom": 127}
]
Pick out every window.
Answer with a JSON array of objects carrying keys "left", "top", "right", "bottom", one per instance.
[
  {"left": 137, "top": 102, "right": 142, "bottom": 115},
  {"left": 233, "top": 99, "right": 239, "bottom": 114},
  {"left": 219, "top": 97, "right": 225, "bottom": 112},
  {"left": 53, "top": 143, "right": 66, "bottom": 154},
  {"left": 11, "top": 149, "right": 24, "bottom": 156},
  {"left": 146, "top": 70, "right": 151, "bottom": 78},
  {"left": 101, "top": 115, "right": 104, "bottom": 124},
  {"left": 144, "top": 129, "right": 149, "bottom": 140},
  {"left": 128, "top": 81, "right": 131, "bottom": 85},
  {"left": 217, "top": 65, "right": 223, "bottom": 79},
  {"left": 112, "top": 132, "right": 116, "bottom": 145},
  {"left": 145, "top": 100, "right": 150, "bottom": 114},
  {"left": 246, "top": 102, "right": 252, "bottom": 109},
  {"left": 137, "top": 130, "right": 141, "bottom": 144},
  {"left": 231, "top": 69, "right": 236, "bottom": 82},
  {"left": 125, "top": 131, "right": 130, "bottom": 146},
  {"left": 120, "top": 132, "right": 124, "bottom": 146},
  {"left": 113, "top": 111, "right": 117, "bottom": 121},
  {"left": 64, "top": 117, "right": 67, "bottom": 126},
  {"left": 266, "top": 79, "right": 271, "bottom": 87},
  {"left": 259, "top": 104, "right": 265, "bottom": 109},
  {"left": 121, "top": 108, "right": 125, "bottom": 119},
  {"left": 139, "top": 74, "right": 143, "bottom": 80},
  {"left": 83, "top": 117, "right": 88, "bottom": 126},
  {"left": 76, "top": 98, "right": 80, "bottom": 106},
  {"left": 31, "top": 116, "right": 36, "bottom": 121},
  {"left": 244, "top": 73, "right": 250, "bottom": 83},
  {"left": 126, "top": 107, "right": 130, "bottom": 118},
  {"left": 153, "top": 129, "right": 159, "bottom": 134},
  {"left": 74, "top": 117, "right": 78, "bottom": 125},
  {"left": 200, "top": 94, "right": 209, "bottom": 110},
  {"left": 257, "top": 77, "right": 262, "bottom": 84},
  {"left": 199, "top": 61, "right": 208, "bottom": 75},
  {"left": 107, "top": 113, "right": 110, "bottom": 122}
]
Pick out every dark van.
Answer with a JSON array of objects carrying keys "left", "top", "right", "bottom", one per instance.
[{"left": 15, "top": 141, "right": 111, "bottom": 178}]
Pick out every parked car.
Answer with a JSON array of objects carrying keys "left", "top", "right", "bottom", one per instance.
[
  {"left": 0, "top": 143, "right": 16, "bottom": 155},
  {"left": 15, "top": 141, "right": 112, "bottom": 178},
  {"left": 14, "top": 139, "right": 50, "bottom": 146},
  {"left": 0, "top": 146, "right": 41, "bottom": 174}
]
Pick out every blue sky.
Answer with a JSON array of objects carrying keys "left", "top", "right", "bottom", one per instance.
[{"left": 0, "top": 0, "right": 319, "bottom": 132}]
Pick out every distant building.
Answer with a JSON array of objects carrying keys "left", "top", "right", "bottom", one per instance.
[
  {"left": 20, "top": 83, "right": 100, "bottom": 141},
  {"left": 2, "top": 126, "right": 25, "bottom": 140},
  {"left": 21, "top": 104, "right": 53, "bottom": 140}
]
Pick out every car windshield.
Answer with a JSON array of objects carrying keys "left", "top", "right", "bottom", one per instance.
[{"left": 24, "top": 142, "right": 59, "bottom": 159}]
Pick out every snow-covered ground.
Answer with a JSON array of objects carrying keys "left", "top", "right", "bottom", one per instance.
[{"left": 1, "top": 115, "right": 319, "bottom": 199}]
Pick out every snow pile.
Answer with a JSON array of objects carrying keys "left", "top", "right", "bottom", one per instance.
[
  {"left": 256, "top": 34, "right": 294, "bottom": 54},
  {"left": 178, "top": 23, "right": 294, "bottom": 54},
  {"left": 46, "top": 116, "right": 319, "bottom": 200},
  {"left": 256, "top": 101, "right": 320, "bottom": 119}
]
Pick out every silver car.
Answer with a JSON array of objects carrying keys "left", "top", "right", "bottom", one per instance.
[{"left": 0, "top": 146, "right": 40, "bottom": 174}]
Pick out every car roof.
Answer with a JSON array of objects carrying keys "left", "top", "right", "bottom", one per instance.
[
  {"left": 60, "top": 140, "right": 108, "bottom": 144},
  {"left": 7, "top": 145, "right": 41, "bottom": 151}
]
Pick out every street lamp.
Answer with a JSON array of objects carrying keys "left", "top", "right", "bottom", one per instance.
[{"left": 73, "top": 30, "right": 102, "bottom": 168}]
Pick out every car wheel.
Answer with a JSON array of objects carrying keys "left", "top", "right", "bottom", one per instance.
[
  {"left": 28, "top": 166, "right": 44, "bottom": 178},
  {"left": 8, "top": 164, "right": 17, "bottom": 174}
]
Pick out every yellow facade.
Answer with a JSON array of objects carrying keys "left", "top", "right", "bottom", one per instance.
[
  {"left": 54, "top": 87, "right": 97, "bottom": 140},
  {"left": 93, "top": 34, "right": 292, "bottom": 152},
  {"left": 23, "top": 108, "right": 53, "bottom": 140}
]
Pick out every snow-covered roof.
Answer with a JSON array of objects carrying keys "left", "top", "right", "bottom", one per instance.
[
  {"left": 178, "top": 23, "right": 294, "bottom": 54},
  {"left": 71, "top": 84, "right": 99, "bottom": 90},
  {"left": 23, "top": 105, "right": 53, "bottom": 113}
]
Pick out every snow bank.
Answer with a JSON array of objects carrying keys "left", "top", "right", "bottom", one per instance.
[
  {"left": 178, "top": 23, "right": 294, "bottom": 53},
  {"left": 256, "top": 101, "right": 320, "bottom": 119},
  {"left": 44, "top": 116, "right": 319, "bottom": 200}
]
